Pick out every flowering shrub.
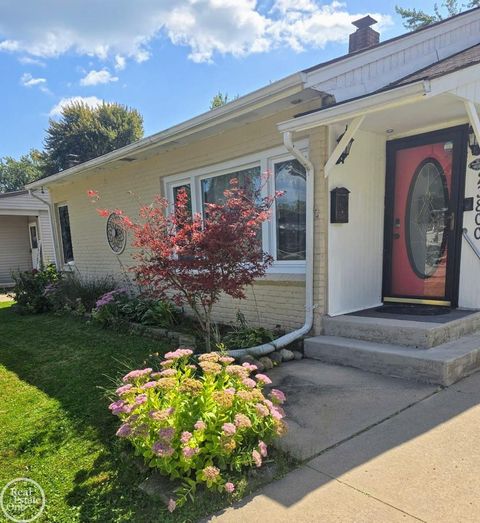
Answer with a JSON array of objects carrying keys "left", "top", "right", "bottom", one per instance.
[
  {"left": 109, "top": 348, "right": 287, "bottom": 510},
  {"left": 12, "top": 264, "right": 59, "bottom": 313}
]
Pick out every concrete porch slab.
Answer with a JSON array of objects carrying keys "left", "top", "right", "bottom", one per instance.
[
  {"left": 323, "top": 311, "right": 480, "bottom": 348},
  {"left": 305, "top": 333, "right": 480, "bottom": 386},
  {"left": 266, "top": 360, "right": 437, "bottom": 461}
]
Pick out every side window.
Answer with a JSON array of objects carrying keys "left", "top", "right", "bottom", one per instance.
[
  {"left": 173, "top": 183, "right": 192, "bottom": 218},
  {"left": 29, "top": 225, "right": 38, "bottom": 249},
  {"left": 201, "top": 166, "right": 261, "bottom": 208},
  {"left": 58, "top": 204, "right": 74, "bottom": 263},
  {"left": 275, "top": 159, "right": 307, "bottom": 261}
]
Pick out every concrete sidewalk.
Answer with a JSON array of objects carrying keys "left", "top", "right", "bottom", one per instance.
[
  {"left": 0, "top": 293, "right": 12, "bottom": 302},
  {"left": 211, "top": 365, "right": 480, "bottom": 523}
]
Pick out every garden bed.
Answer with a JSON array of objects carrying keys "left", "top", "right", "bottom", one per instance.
[{"left": 0, "top": 302, "right": 295, "bottom": 522}]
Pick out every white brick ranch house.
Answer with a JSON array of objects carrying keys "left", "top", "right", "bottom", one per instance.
[{"left": 27, "top": 8, "right": 480, "bottom": 383}]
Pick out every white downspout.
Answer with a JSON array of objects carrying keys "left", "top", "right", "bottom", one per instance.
[
  {"left": 228, "top": 131, "right": 315, "bottom": 358},
  {"left": 29, "top": 189, "right": 61, "bottom": 270}
]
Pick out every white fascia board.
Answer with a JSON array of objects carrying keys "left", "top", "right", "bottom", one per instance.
[
  {"left": 304, "top": 8, "right": 480, "bottom": 90},
  {"left": 27, "top": 72, "right": 305, "bottom": 190},
  {"left": 426, "top": 63, "right": 480, "bottom": 97},
  {"left": 278, "top": 82, "right": 427, "bottom": 133}
]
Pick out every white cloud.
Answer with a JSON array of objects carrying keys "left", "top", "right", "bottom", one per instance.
[
  {"left": 20, "top": 72, "right": 51, "bottom": 93},
  {"left": 114, "top": 55, "right": 126, "bottom": 71},
  {"left": 19, "top": 56, "right": 45, "bottom": 66},
  {"left": 80, "top": 69, "right": 119, "bottom": 86},
  {"left": 49, "top": 96, "right": 104, "bottom": 117},
  {"left": 20, "top": 72, "right": 47, "bottom": 87},
  {"left": 0, "top": 1, "right": 391, "bottom": 64}
]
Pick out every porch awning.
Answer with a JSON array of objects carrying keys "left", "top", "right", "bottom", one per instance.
[{"left": 278, "top": 50, "right": 480, "bottom": 176}]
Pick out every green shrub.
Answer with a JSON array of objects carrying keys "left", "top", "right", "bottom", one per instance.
[
  {"left": 140, "top": 300, "right": 179, "bottom": 327},
  {"left": 12, "top": 264, "right": 59, "bottom": 313},
  {"left": 109, "top": 349, "right": 287, "bottom": 511},
  {"left": 223, "top": 312, "right": 274, "bottom": 350},
  {"left": 46, "top": 272, "right": 116, "bottom": 313},
  {"left": 92, "top": 291, "right": 180, "bottom": 329}
]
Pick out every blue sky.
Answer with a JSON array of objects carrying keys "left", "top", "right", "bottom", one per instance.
[{"left": 0, "top": 0, "right": 439, "bottom": 158}]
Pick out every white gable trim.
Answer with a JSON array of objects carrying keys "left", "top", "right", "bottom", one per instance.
[{"left": 306, "top": 8, "right": 480, "bottom": 102}]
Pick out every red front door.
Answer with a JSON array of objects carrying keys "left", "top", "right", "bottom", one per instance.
[{"left": 384, "top": 127, "right": 467, "bottom": 306}]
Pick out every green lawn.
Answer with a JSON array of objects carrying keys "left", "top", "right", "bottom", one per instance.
[{"left": 0, "top": 303, "right": 246, "bottom": 522}]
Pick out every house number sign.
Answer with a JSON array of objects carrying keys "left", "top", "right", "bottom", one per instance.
[{"left": 475, "top": 173, "right": 480, "bottom": 240}]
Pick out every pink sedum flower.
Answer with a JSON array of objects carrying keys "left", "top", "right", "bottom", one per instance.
[
  {"left": 225, "top": 482, "right": 235, "bottom": 493},
  {"left": 255, "top": 374, "right": 272, "bottom": 385},
  {"left": 255, "top": 403, "right": 269, "bottom": 417},
  {"left": 222, "top": 422, "right": 236, "bottom": 436},
  {"left": 134, "top": 394, "right": 147, "bottom": 405},
  {"left": 167, "top": 498, "right": 176, "bottom": 513},
  {"left": 258, "top": 440, "right": 268, "bottom": 457},
  {"left": 194, "top": 420, "right": 206, "bottom": 431},
  {"left": 152, "top": 441, "right": 174, "bottom": 457},
  {"left": 270, "top": 405, "right": 285, "bottom": 420},
  {"left": 242, "top": 362, "right": 258, "bottom": 372},
  {"left": 116, "top": 423, "right": 132, "bottom": 438},
  {"left": 180, "top": 431, "right": 193, "bottom": 444},
  {"left": 158, "top": 427, "right": 175, "bottom": 441},
  {"left": 115, "top": 384, "right": 133, "bottom": 396},
  {"left": 142, "top": 381, "right": 158, "bottom": 390},
  {"left": 252, "top": 449, "right": 262, "bottom": 468},
  {"left": 242, "top": 378, "right": 256, "bottom": 389},
  {"left": 270, "top": 388, "right": 286, "bottom": 404},
  {"left": 164, "top": 348, "right": 193, "bottom": 360},
  {"left": 122, "top": 368, "right": 152, "bottom": 383},
  {"left": 182, "top": 446, "right": 199, "bottom": 459}
]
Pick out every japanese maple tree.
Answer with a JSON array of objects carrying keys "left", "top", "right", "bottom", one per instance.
[{"left": 91, "top": 178, "right": 279, "bottom": 351}]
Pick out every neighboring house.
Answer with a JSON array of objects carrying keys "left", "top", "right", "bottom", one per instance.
[
  {"left": 27, "top": 8, "right": 480, "bottom": 338},
  {"left": 0, "top": 190, "right": 56, "bottom": 287}
]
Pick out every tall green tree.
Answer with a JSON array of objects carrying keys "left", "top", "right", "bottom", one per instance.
[
  {"left": 43, "top": 102, "right": 144, "bottom": 175},
  {"left": 396, "top": 0, "right": 480, "bottom": 30},
  {"left": 0, "top": 150, "right": 44, "bottom": 193}
]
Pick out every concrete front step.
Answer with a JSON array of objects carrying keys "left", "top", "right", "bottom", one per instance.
[
  {"left": 304, "top": 334, "right": 480, "bottom": 386},
  {"left": 323, "top": 312, "right": 480, "bottom": 349}
]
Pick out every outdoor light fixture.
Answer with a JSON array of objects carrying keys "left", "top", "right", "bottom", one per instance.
[
  {"left": 468, "top": 126, "right": 480, "bottom": 156},
  {"left": 335, "top": 125, "right": 355, "bottom": 164}
]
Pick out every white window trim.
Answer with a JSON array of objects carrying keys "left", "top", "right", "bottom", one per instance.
[
  {"left": 56, "top": 202, "right": 75, "bottom": 268},
  {"left": 163, "top": 140, "right": 309, "bottom": 274}
]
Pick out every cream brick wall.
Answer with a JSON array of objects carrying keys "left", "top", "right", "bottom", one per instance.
[{"left": 49, "top": 102, "right": 328, "bottom": 332}]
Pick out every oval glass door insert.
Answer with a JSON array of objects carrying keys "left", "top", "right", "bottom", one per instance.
[{"left": 406, "top": 158, "right": 449, "bottom": 279}]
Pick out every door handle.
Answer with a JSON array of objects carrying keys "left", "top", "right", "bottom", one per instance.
[
  {"left": 450, "top": 212, "right": 455, "bottom": 232},
  {"left": 393, "top": 233, "right": 400, "bottom": 240}
]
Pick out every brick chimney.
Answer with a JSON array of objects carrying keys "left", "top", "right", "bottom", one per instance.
[{"left": 349, "top": 15, "right": 379, "bottom": 53}]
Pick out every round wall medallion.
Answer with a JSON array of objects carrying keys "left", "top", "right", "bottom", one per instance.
[{"left": 106, "top": 213, "right": 127, "bottom": 254}]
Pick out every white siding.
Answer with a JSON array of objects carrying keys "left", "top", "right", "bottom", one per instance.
[
  {"left": 38, "top": 210, "right": 56, "bottom": 265},
  {"left": 0, "top": 191, "right": 56, "bottom": 267},
  {"left": 307, "top": 10, "right": 480, "bottom": 102},
  {"left": 0, "top": 190, "right": 50, "bottom": 213},
  {"left": 0, "top": 215, "right": 32, "bottom": 284},
  {"left": 459, "top": 146, "right": 480, "bottom": 309},
  {"left": 328, "top": 129, "right": 386, "bottom": 315}
]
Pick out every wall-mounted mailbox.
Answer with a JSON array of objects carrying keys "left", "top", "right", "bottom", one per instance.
[{"left": 330, "top": 187, "right": 350, "bottom": 223}]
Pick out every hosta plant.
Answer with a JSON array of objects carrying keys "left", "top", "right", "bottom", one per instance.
[{"left": 109, "top": 348, "right": 287, "bottom": 511}]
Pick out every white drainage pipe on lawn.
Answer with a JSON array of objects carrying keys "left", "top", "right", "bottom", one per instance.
[{"left": 228, "top": 131, "right": 315, "bottom": 358}]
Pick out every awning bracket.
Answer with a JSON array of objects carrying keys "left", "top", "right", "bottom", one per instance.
[
  {"left": 464, "top": 100, "right": 480, "bottom": 146},
  {"left": 324, "top": 115, "right": 365, "bottom": 177}
]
